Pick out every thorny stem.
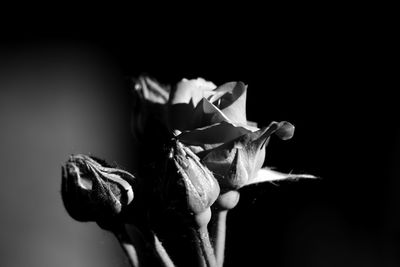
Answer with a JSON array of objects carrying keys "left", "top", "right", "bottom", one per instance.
[
  {"left": 211, "top": 210, "right": 228, "bottom": 267},
  {"left": 113, "top": 227, "right": 140, "bottom": 267}
]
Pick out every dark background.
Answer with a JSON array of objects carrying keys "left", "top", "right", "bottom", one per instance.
[{"left": 0, "top": 11, "right": 398, "bottom": 267}]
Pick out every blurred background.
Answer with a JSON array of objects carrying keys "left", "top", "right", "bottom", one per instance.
[{"left": 0, "top": 13, "right": 398, "bottom": 267}]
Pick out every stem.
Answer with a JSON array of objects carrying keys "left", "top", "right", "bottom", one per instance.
[
  {"left": 153, "top": 233, "right": 176, "bottom": 267},
  {"left": 211, "top": 210, "right": 228, "bottom": 267},
  {"left": 209, "top": 191, "right": 240, "bottom": 267},
  {"left": 113, "top": 227, "right": 140, "bottom": 267},
  {"left": 194, "top": 226, "right": 218, "bottom": 267},
  {"left": 190, "top": 208, "right": 217, "bottom": 267}
]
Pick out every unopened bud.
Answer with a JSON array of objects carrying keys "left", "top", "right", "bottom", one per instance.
[
  {"left": 61, "top": 154, "right": 136, "bottom": 224},
  {"left": 169, "top": 140, "right": 220, "bottom": 215}
]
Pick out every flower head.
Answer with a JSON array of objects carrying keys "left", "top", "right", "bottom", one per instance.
[
  {"left": 61, "top": 154, "right": 136, "bottom": 224},
  {"left": 132, "top": 76, "right": 314, "bottom": 193}
]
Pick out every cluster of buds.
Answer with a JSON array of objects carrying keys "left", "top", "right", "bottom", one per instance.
[{"left": 61, "top": 76, "right": 315, "bottom": 267}]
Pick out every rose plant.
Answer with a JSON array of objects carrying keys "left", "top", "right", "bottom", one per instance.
[{"left": 61, "top": 75, "right": 315, "bottom": 267}]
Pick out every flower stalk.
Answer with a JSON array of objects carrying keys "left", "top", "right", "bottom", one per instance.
[
  {"left": 113, "top": 225, "right": 140, "bottom": 267},
  {"left": 210, "top": 209, "right": 227, "bottom": 267},
  {"left": 153, "top": 233, "right": 176, "bottom": 267},
  {"left": 193, "top": 209, "right": 218, "bottom": 267},
  {"left": 210, "top": 190, "right": 240, "bottom": 267}
]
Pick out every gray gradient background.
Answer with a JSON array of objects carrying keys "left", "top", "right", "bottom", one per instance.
[{"left": 0, "top": 45, "right": 135, "bottom": 267}]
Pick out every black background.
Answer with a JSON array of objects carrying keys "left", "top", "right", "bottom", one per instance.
[{"left": 0, "top": 8, "right": 398, "bottom": 267}]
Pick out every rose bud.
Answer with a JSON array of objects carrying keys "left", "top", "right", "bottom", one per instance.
[
  {"left": 168, "top": 140, "right": 220, "bottom": 216},
  {"left": 165, "top": 139, "right": 220, "bottom": 267},
  {"left": 61, "top": 154, "right": 136, "bottom": 225},
  {"left": 131, "top": 75, "right": 170, "bottom": 140},
  {"left": 201, "top": 121, "right": 296, "bottom": 191}
]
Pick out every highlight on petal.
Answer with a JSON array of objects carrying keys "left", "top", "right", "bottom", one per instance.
[
  {"left": 208, "top": 81, "right": 248, "bottom": 125},
  {"left": 246, "top": 167, "right": 317, "bottom": 186},
  {"left": 247, "top": 120, "right": 258, "bottom": 128},
  {"left": 170, "top": 77, "right": 217, "bottom": 106},
  {"left": 169, "top": 78, "right": 217, "bottom": 131}
]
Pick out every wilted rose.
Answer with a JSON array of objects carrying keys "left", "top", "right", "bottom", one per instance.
[{"left": 61, "top": 154, "right": 136, "bottom": 225}]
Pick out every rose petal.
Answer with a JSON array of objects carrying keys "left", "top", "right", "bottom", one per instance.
[
  {"left": 208, "top": 81, "right": 248, "bottom": 125},
  {"left": 169, "top": 97, "right": 228, "bottom": 132},
  {"left": 246, "top": 168, "right": 317, "bottom": 186},
  {"left": 177, "top": 121, "right": 254, "bottom": 151},
  {"left": 170, "top": 78, "right": 217, "bottom": 106},
  {"left": 169, "top": 78, "right": 217, "bottom": 131},
  {"left": 192, "top": 98, "right": 231, "bottom": 128},
  {"left": 247, "top": 120, "right": 258, "bottom": 127}
]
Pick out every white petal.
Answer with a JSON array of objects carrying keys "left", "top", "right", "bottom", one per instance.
[
  {"left": 171, "top": 78, "right": 217, "bottom": 106},
  {"left": 177, "top": 121, "right": 252, "bottom": 149}
]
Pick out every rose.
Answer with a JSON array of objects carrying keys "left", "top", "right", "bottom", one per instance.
[
  {"left": 61, "top": 154, "right": 136, "bottom": 226},
  {"left": 166, "top": 78, "right": 315, "bottom": 267},
  {"left": 132, "top": 76, "right": 311, "bottom": 192},
  {"left": 171, "top": 79, "right": 298, "bottom": 191}
]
